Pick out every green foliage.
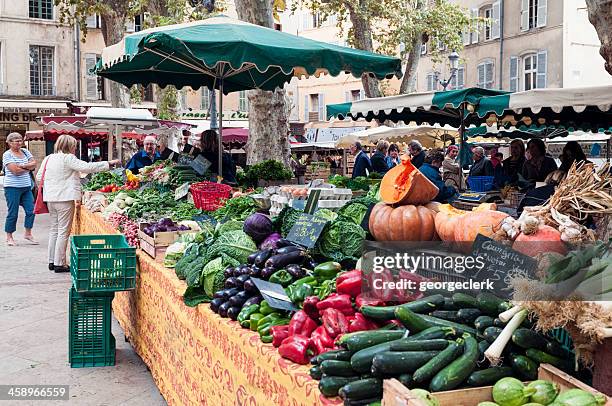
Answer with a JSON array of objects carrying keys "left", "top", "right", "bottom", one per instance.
[
  {"left": 316, "top": 219, "right": 366, "bottom": 262},
  {"left": 238, "top": 160, "right": 294, "bottom": 188},
  {"left": 211, "top": 196, "right": 259, "bottom": 221},
  {"left": 204, "top": 230, "right": 257, "bottom": 264},
  {"left": 156, "top": 86, "right": 180, "bottom": 120}
]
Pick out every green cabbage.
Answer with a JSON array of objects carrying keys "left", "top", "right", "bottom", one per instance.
[
  {"left": 204, "top": 230, "right": 257, "bottom": 264},
  {"left": 317, "top": 220, "right": 366, "bottom": 262},
  {"left": 314, "top": 209, "right": 338, "bottom": 222}
]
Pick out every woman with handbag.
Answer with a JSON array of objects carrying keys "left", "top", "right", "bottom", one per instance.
[
  {"left": 2, "top": 132, "right": 37, "bottom": 246},
  {"left": 36, "top": 135, "right": 120, "bottom": 272}
]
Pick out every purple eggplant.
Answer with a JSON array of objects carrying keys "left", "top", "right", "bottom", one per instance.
[
  {"left": 224, "top": 277, "right": 238, "bottom": 289},
  {"left": 247, "top": 251, "right": 259, "bottom": 265},
  {"left": 286, "top": 264, "right": 306, "bottom": 279},
  {"left": 224, "top": 266, "right": 235, "bottom": 278},
  {"left": 229, "top": 291, "right": 251, "bottom": 307},
  {"left": 254, "top": 249, "right": 273, "bottom": 267},
  {"left": 236, "top": 274, "right": 250, "bottom": 289},
  {"left": 227, "top": 306, "right": 241, "bottom": 321},
  {"left": 218, "top": 301, "right": 232, "bottom": 317},
  {"left": 275, "top": 239, "right": 293, "bottom": 248},
  {"left": 248, "top": 265, "right": 261, "bottom": 278},
  {"left": 243, "top": 278, "right": 257, "bottom": 293},
  {"left": 265, "top": 250, "right": 306, "bottom": 270},
  {"left": 210, "top": 298, "right": 225, "bottom": 313},
  {"left": 242, "top": 295, "right": 263, "bottom": 308},
  {"left": 275, "top": 245, "right": 302, "bottom": 255},
  {"left": 260, "top": 266, "right": 276, "bottom": 280}
]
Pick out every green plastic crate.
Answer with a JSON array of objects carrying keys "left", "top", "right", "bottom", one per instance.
[
  {"left": 70, "top": 235, "right": 136, "bottom": 293},
  {"left": 68, "top": 287, "right": 115, "bottom": 368}
]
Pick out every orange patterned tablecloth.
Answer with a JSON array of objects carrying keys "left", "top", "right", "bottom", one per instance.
[{"left": 75, "top": 208, "right": 338, "bottom": 406}]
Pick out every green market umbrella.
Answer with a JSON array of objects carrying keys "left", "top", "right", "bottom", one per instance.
[{"left": 95, "top": 15, "right": 402, "bottom": 175}]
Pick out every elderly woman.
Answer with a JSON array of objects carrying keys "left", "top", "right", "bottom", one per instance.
[
  {"left": 183, "top": 129, "right": 237, "bottom": 184},
  {"left": 502, "top": 139, "right": 526, "bottom": 185},
  {"left": 370, "top": 140, "right": 390, "bottom": 175},
  {"left": 2, "top": 132, "right": 37, "bottom": 246},
  {"left": 37, "top": 135, "right": 120, "bottom": 272},
  {"left": 408, "top": 140, "right": 426, "bottom": 168},
  {"left": 442, "top": 145, "right": 466, "bottom": 191}
]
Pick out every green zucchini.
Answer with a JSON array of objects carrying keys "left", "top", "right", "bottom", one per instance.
[
  {"left": 371, "top": 351, "right": 440, "bottom": 375},
  {"left": 493, "top": 318, "right": 506, "bottom": 328},
  {"left": 311, "top": 349, "right": 353, "bottom": 365},
  {"left": 430, "top": 334, "right": 479, "bottom": 392},
  {"left": 339, "top": 330, "right": 407, "bottom": 353},
  {"left": 545, "top": 340, "right": 570, "bottom": 358},
  {"left": 478, "top": 340, "right": 491, "bottom": 359},
  {"left": 397, "top": 374, "right": 413, "bottom": 387},
  {"left": 457, "top": 308, "right": 482, "bottom": 324},
  {"left": 339, "top": 378, "right": 383, "bottom": 401},
  {"left": 390, "top": 339, "right": 450, "bottom": 352},
  {"left": 319, "top": 375, "right": 360, "bottom": 397},
  {"left": 360, "top": 294, "right": 445, "bottom": 320},
  {"left": 525, "top": 349, "right": 571, "bottom": 371},
  {"left": 511, "top": 354, "right": 539, "bottom": 380},
  {"left": 483, "top": 327, "right": 504, "bottom": 344},
  {"left": 350, "top": 338, "right": 406, "bottom": 373},
  {"left": 309, "top": 365, "right": 323, "bottom": 380},
  {"left": 409, "top": 326, "right": 457, "bottom": 341},
  {"left": 430, "top": 310, "right": 460, "bottom": 322},
  {"left": 343, "top": 397, "right": 384, "bottom": 406},
  {"left": 498, "top": 301, "right": 513, "bottom": 313},
  {"left": 442, "top": 297, "right": 457, "bottom": 310},
  {"left": 395, "top": 307, "right": 478, "bottom": 336},
  {"left": 476, "top": 292, "right": 509, "bottom": 316},
  {"left": 474, "top": 316, "right": 495, "bottom": 332},
  {"left": 452, "top": 293, "right": 479, "bottom": 308},
  {"left": 320, "top": 360, "right": 356, "bottom": 377},
  {"left": 413, "top": 340, "right": 464, "bottom": 383},
  {"left": 466, "top": 366, "right": 514, "bottom": 386},
  {"left": 512, "top": 328, "right": 549, "bottom": 350}
]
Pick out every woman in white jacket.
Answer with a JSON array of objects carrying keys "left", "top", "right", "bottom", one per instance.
[{"left": 36, "top": 135, "right": 120, "bottom": 272}]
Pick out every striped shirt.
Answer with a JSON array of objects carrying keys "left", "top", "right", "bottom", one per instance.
[{"left": 3, "top": 149, "right": 33, "bottom": 188}]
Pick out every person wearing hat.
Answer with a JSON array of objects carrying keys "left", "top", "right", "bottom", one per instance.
[
  {"left": 125, "top": 135, "right": 161, "bottom": 174},
  {"left": 350, "top": 141, "right": 372, "bottom": 179}
]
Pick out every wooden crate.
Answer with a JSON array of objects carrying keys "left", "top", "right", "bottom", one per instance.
[
  {"left": 382, "top": 364, "right": 611, "bottom": 406},
  {"left": 138, "top": 223, "right": 178, "bottom": 247},
  {"left": 139, "top": 238, "right": 167, "bottom": 262}
]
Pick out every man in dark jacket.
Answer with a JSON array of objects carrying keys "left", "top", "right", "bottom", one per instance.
[
  {"left": 408, "top": 140, "right": 426, "bottom": 168},
  {"left": 370, "top": 140, "right": 390, "bottom": 176},
  {"left": 468, "top": 146, "right": 494, "bottom": 177},
  {"left": 350, "top": 142, "right": 372, "bottom": 178},
  {"left": 419, "top": 149, "right": 457, "bottom": 203}
]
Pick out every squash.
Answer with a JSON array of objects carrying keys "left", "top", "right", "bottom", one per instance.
[
  {"left": 380, "top": 154, "right": 439, "bottom": 205},
  {"left": 512, "top": 225, "right": 567, "bottom": 257},
  {"left": 435, "top": 204, "right": 509, "bottom": 243},
  {"left": 369, "top": 203, "right": 438, "bottom": 241}
]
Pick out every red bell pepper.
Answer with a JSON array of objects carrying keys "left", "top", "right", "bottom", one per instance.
[
  {"left": 355, "top": 294, "right": 385, "bottom": 309},
  {"left": 336, "top": 270, "right": 363, "bottom": 298},
  {"left": 364, "top": 269, "right": 395, "bottom": 302},
  {"left": 311, "top": 326, "right": 335, "bottom": 354},
  {"left": 287, "top": 310, "right": 318, "bottom": 337},
  {"left": 348, "top": 312, "right": 379, "bottom": 333},
  {"left": 278, "top": 335, "right": 313, "bottom": 365},
  {"left": 271, "top": 325, "right": 290, "bottom": 347},
  {"left": 302, "top": 296, "right": 320, "bottom": 320},
  {"left": 321, "top": 308, "right": 349, "bottom": 338},
  {"left": 316, "top": 294, "right": 354, "bottom": 316}
]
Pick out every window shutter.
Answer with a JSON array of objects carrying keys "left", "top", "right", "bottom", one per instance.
[
  {"left": 536, "top": 50, "right": 547, "bottom": 88},
  {"left": 458, "top": 67, "right": 465, "bottom": 89},
  {"left": 85, "top": 54, "right": 98, "bottom": 100},
  {"left": 492, "top": 2, "right": 501, "bottom": 39},
  {"left": 318, "top": 93, "right": 325, "bottom": 121},
  {"left": 345, "top": 91, "right": 351, "bottom": 102},
  {"left": 462, "top": 29, "right": 471, "bottom": 46},
  {"left": 359, "top": 89, "right": 365, "bottom": 100},
  {"left": 421, "top": 43, "right": 427, "bottom": 55},
  {"left": 486, "top": 62, "right": 494, "bottom": 89},
  {"left": 471, "top": 8, "right": 479, "bottom": 44},
  {"left": 304, "top": 95, "right": 310, "bottom": 122},
  {"left": 537, "top": 0, "right": 547, "bottom": 27},
  {"left": 302, "top": 13, "right": 309, "bottom": 30},
  {"left": 520, "top": 0, "right": 529, "bottom": 31},
  {"left": 510, "top": 56, "right": 519, "bottom": 92},
  {"left": 477, "top": 64, "right": 485, "bottom": 88},
  {"left": 86, "top": 14, "right": 98, "bottom": 28}
]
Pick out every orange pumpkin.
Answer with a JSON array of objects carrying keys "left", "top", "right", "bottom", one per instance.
[
  {"left": 435, "top": 204, "right": 509, "bottom": 242},
  {"left": 380, "top": 155, "right": 439, "bottom": 205},
  {"left": 512, "top": 225, "right": 567, "bottom": 257},
  {"left": 369, "top": 202, "right": 438, "bottom": 241}
]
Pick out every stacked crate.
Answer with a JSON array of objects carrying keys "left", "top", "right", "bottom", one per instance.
[{"left": 68, "top": 235, "right": 136, "bottom": 368}]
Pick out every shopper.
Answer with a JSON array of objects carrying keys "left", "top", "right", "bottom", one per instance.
[
  {"left": 126, "top": 135, "right": 161, "bottom": 174},
  {"left": 386, "top": 143, "right": 400, "bottom": 168},
  {"left": 559, "top": 141, "right": 589, "bottom": 172},
  {"left": 184, "top": 129, "right": 237, "bottom": 184},
  {"left": 36, "top": 135, "right": 120, "bottom": 272},
  {"left": 468, "top": 146, "right": 494, "bottom": 177},
  {"left": 370, "top": 140, "right": 390, "bottom": 175},
  {"left": 3, "top": 132, "right": 37, "bottom": 246},
  {"left": 157, "top": 134, "right": 179, "bottom": 162},
  {"left": 502, "top": 139, "right": 526, "bottom": 185},
  {"left": 408, "top": 140, "right": 426, "bottom": 168},
  {"left": 350, "top": 141, "right": 372, "bottom": 178},
  {"left": 442, "top": 145, "right": 466, "bottom": 191},
  {"left": 419, "top": 149, "right": 458, "bottom": 203},
  {"left": 522, "top": 138, "right": 558, "bottom": 185}
]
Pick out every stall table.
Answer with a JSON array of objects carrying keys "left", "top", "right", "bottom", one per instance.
[{"left": 74, "top": 207, "right": 337, "bottom": 406}]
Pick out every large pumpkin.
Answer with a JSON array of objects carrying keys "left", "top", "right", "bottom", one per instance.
[
  {"left": 435, "top": 204, "right": 509, "bottom": 242},
  {"left": 512, "top": 225, "right": 567, "bottom": 257},
  {"left": 369, "top": 202, "right": 438, "bottom": 241},
  {"left": 380, "top": 154, "right": 439, "bottom": 205}
]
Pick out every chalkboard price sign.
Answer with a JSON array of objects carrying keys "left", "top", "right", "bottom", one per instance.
[
  {"left": 286, "top": 213, "right": 328, "bottom": 249},
  {"left": 190, "top": 155, "right": 212, "bottom": 175}
]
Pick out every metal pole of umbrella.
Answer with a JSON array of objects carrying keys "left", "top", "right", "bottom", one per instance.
[{"left": 218, "top": 78, "right": 224, "bottom": 178}]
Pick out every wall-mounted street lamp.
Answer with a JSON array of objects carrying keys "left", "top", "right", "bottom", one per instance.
[{"left": 434, "top": 51, "right": 460, "bottom": 91}]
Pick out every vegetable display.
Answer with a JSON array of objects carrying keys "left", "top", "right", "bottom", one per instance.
[{"left": 369, "top": 203, "right": 439, "bottom": 241}]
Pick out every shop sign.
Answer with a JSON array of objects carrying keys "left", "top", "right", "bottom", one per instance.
[
  {"left": 0, "top": 108, "right": 69, "bottom": 123},
  {"left": 181, "top": 111, "right": 248, "bottom": 120}
]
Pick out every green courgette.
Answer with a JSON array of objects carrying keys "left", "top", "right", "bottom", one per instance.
[
  {"left": 339, "top": 330, "right": 407, "bottom": 352},
  {"left": 390, "top": 339, "right": 450, "bottom": 352},
  {"left": 430, "top": 310, "right": 460, "bottom": 322},
  {"left": 511, "top": 354, "right": 539, "bottom": 380},
  {"left": 512, "top": 328, "right": 549, "bottom": 350},
  {"left": 476, "top": 292, "right": 509, "bottom": 316},
  {"left": 309, "top": 365, "right": 323, "bottom": 380},
  {"left": 429, "top": 333, "right": 479, "bottom": 392},
  {"left": 350, "top": 338, "right": 406, "bottom": 374},
  {"left": 408, "top": 326, "right": 457, "bottom": 341},
  {"left": 360, "top": 294, "right": 445, "bottom": 320},
  {"left": 311, "top": 349, "right": 352, "bottom": 365},
  {"left": 525, "top": 349, "right": 571, "bottom": 371},
  {"left": 478, "top": 340, "right": 491, "bottom": 359},
  {"left": 320, "top": 360, "right": 356, "bottom": 377},
  {"left": 397, "top": 374, "right": 413, "bottom": 387},
  {"left": 483, "top": 326, "right": 504, "bottom": 344},
  {"left": 474, "top": 316, "right": 495, "bottom": 332},
  {"left": 319, "top": 375, "right": 360, "bottom": 397},
  {"left": 371, "top": 351, "right": 440, "bottom": 375},
  {"left": 413, "top": 340, "right": 464, "bottom": 383},
  {"left": 395, "top": 307, "right": 478, "bottom": 336},
  {"left": 457, "top": 308, "right": 482, "bottom": 324},
  {"left": 493, "top": 318, "right": 506, "bottom": 327},
  {"left": 339, "top": 378, "right": 383, "bottom": 401},
  {"left": 466, "top": 366, "right": 514, "bottom": 386},
  {"left": 442, "top": 297, "right": 457, "bottom": 310},
  {"left": 452, "top": 293, "right": 479, "bottom": 308}
]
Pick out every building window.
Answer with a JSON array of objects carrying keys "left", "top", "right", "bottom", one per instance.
[
  {"left": 85, "top": 54, "right": 105, "bottom": 100},
  {"left": 521, "top": 51, "right": 546, "bottom": 90},
  {"left": 351, "top": 90, "right": 363, "bottom": 101},
  {"left": 239, "top": 91, "right": 248, "bottom": 112},
  {"left": 312, "top": 13, "right": 322, "bottom": 28},
  {"left": 521, "top": 0, "right": 547, "bottom": 31},
  {"left": 141, "top": 84, "right": 154, "bottom": 102},
  {"left": 274, "top": 23, "right": 282, "bottom": 31},
  {"left": 477, "top": 61, "right": 494, "bottom": 89},
  {"left": 29, "top": 45, "right": 54, "bottom": 96},
  {"left": 29, "top": 0, "right": 53, "bottom": 20},
  {"left": 201, "top": 88, "right": 210, "bottom": 111},
  {"left": 86, "top": 14, "right": 102, "bottom": 29},
  {"left": 450, "top": 66, "right": 465, "bottom": 90},
  {"left": 483, "top": 6, "right": 493, "bottom": 40},
  {"left": 426, "top": 72, "right": 437, "bottom": 91},
  {"left": 420, "top": 43, "right": 427, "bottom": 55}
]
